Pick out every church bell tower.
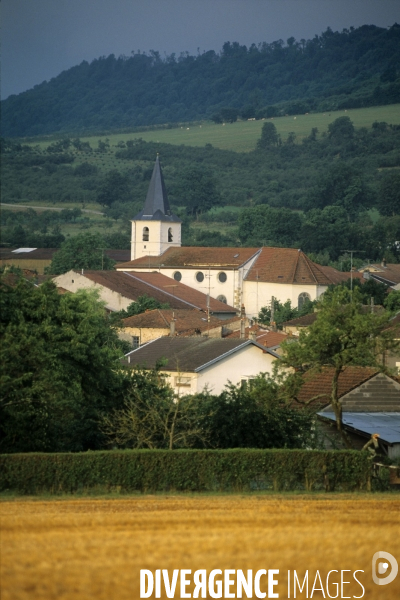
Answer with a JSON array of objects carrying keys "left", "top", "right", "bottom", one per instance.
[{"left": 130, "top": 155, "right": 181, "bottom": 260}]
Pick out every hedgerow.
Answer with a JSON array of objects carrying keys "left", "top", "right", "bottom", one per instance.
[{"left": 0, "top": 449, "right": 372, "bottom": 494}]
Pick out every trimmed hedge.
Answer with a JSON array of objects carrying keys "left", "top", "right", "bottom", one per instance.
[{"left": 0, "top": 450, "right": 373, "bottom": 494}]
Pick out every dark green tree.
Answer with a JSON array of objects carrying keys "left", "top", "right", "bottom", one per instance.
[
  {"left": 257, "top": 122, "right": 279, "bottom": 148},
  {"left": 49, "top": 232, "right": 115, "bottom": 274},
  {"left": 258, "top": 298, "right": 315, "bottom": 329},
  {"left": 279, "top": 287, "right": 399, "bottom": 447},
  {"left": 175, "top": 166, "right": 221, "bottom": 218},
  {"left": 197, "top": 375, "right": 315, "bottom": 449},
  {"left": 109, "top": 295, "right": 170, "bottom": 325},
  {"left": 0, "top": 273, "right": 125, "bottom": 452},
  {"left": 379, "top": 170, "right": 400, "bottom": 216},
  {"left": 328, "top": 116, "right": 355, "bottom": 140},
  {"left": 97, "top": 170, "right": 131, "bottom": 207}
]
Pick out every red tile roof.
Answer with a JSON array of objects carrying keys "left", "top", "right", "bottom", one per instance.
[
  {"left": 245, "top": 247, "right": 336, "bottom": 285},
  {"left": 122, "top": 309, "right": 225, "bottom": 335},
  {"left": 224, "top": 325, "right": 287, "bottom": 347},
  {"left": 116, "top": 247, "right": 260, "bottom": 270},
  {"left": 283, "top": 313, "right": 318, "bottom": 327},
  {"left": 361, "top": 264, "right": 400, "bottom": 285},
  {"left": 70, "top": 270, "right": 237, "bottom": 314},
  {"left": 292, "top": 366, "right": 380, "bottom": 409},
  {"left": 318, "top": 266, "right": 363, "bottom": 285}
]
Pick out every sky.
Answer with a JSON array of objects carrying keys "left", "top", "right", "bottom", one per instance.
[{"left": 1, "top": 0, "right": 399, "bottom": 99}]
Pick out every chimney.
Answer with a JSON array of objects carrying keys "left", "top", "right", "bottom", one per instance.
[
  {"left": 381, "top": 258, "right": 386, "bottom": 268},
  {"left": 240, "top": 319, "right": 246, "bottom": 339},
  {"left": 170, "top": 320, "right": 176, "bottom": 337},
  {"left": 249, "top": 330, "right": 257, "bottom": 341}
]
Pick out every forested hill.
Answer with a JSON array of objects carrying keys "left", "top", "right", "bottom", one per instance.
[{"left": 3, "top": 24, "right": 400, "bottom": 138}]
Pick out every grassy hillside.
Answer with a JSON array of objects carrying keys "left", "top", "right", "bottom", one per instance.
[
  {"left": 2, "top": 108, "right": 400, "bottom": 266},
  {"left": 28, "top": 104, "right": 400, "bottom": 154},
  {"left": 82, "top": 104, "right": 400, "bottom": 152}
]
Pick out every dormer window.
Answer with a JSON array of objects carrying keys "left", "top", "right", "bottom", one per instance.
[
  {"left": 168, "top": 227, "right": 173, "bottom": 242},
  {"left": 142, "top": 227, "right": 149, "bottom": 241}
]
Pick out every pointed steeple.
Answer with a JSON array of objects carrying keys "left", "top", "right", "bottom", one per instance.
[{"left": 135, "top": 155, "right": 180, "bottom": 222}]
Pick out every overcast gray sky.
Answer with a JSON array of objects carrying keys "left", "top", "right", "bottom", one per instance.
[{"left": 1, "top": 0, "right": 399, "bottom": 99}]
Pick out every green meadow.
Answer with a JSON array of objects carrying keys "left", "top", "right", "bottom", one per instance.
[{"left": 30, "top": 104, "right": 400, "bottom": 154}]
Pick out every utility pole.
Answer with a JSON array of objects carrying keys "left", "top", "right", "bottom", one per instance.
[
  {"left": 96, "top": 247, "right": 106, "bottom": 270},
  {"left": 342, "top": 250, "right": 365, "bottom": 291}
]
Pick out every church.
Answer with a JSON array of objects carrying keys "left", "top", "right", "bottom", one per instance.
[{"left": 116, "top": 156, "right": 350, "bottom": 318}]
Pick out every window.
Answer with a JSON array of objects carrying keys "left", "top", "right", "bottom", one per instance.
[
  {"left": 132, "top": 336, "right": 140, "bottom": 349},
  {"left": 218, "top": 271, "right": 227, "bottom": 283},
  {"left": 173, "top": 271, "right": 182, "bottom": 282},
  {"left": 217, "top": 295, "right": 227, "bottom": 304},
  {"left": 298, "top": 292, "right": 311, "bottom": 310},
  {"left": 241, "top": 377, "right": 255, "bottom": 389},
  {"left": 175, "top": 376, "right": 191, "bottom": 387},
  {"left": 168, "top": 227, "right": 173, "bottom": 242},
  {"left": 142, "top": 227, "right": 149, "bottom": 241},
  {"left": 196, "top": 271, "right": 204, "bottom": 282}
]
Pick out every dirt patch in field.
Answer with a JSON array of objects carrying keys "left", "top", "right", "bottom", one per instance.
[{"left": 1, "top": 495, "right": 399, "bottom": 599}]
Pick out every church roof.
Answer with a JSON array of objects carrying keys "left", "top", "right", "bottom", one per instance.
[
  {"left": 245, "top": 247, "right": 333, "bottom": 285},
  {"left": 133, "top": 156, "right": 180, "bottom": 223},
  {"left": 117, "top": 247, "right": 260, "bottom": 269}
]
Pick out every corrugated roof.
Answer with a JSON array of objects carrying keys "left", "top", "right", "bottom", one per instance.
[
  {"left": 69, "top": 270, "right": 237, "bottom": 313},
  {"left": 0, "top": 248, "right": 129, "bottom": 261},
  {"left": 123, "top": 336, "right": 277, "bottom": 372},
  {"left": 122, "top": 309, "right": 225, "bottom": 334},
  {"left": 116, "top": 247, "right": 260, "bottom": 270},
  {"left": 0, "top": 248, "right": 58, "bottom": 260},
  {"left": 318, "top": 412, "right": 400, "bottom": 445},
  {"left": 245, "top": 247, "right": 334, "bottom": 285}
]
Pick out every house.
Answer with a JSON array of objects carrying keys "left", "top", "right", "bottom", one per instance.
[
  {"left": 122, "top": 337, "right": 279, "bottom": 395},
  {"left": 115, "top": 156, "right": 359, "bottom": 318},
  {"left": 383, "top": 312, "right": 400, "bottom": 372},
  {"left": 282, "top": 312, "right": 317, "bottom": 335},
  {"left": 224, "top": 323, "right": 288, "bottom": 354},
  {"left": 0, "top": 247, "right": 130, "bottom": 275},
  {"left": 282, "top": 305, "right": 385, "bottom": 336},
  {"left": 359, "top": 261, "right": 400, "bottom": 289},
  {"left": 292, "top": 366, "right": 400, "bottom": 458},
  {"left": 52, "top": 269, "right": 238, "bottom": 318},
  {"left": 120, "top": 309, "right": 243, "bottom": 348}
]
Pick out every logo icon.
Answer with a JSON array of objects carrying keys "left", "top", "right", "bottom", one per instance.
[{"left": 372, "top": 551, "right": 398, "bottom": 585}]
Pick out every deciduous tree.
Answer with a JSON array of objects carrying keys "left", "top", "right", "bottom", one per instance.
[{"left": 279, "top": 287, "right": 399, "bottom": 447}]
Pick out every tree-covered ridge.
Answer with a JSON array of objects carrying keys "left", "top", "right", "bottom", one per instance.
[
  {"left": 2, "top": 24, "right": 400, "bottom": 137},
  {"left": 1, "top": 115, "right": 400, "bottom": 264}
]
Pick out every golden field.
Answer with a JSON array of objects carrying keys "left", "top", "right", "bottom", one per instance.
[{"left": 1, "top": 494, "right": 399, "bottom": 600}]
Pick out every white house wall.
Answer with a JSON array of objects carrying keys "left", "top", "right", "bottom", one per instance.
[
  {"left": 196, "top": 344, "right": 276, "bottom": 395},
  {"left": 53, "top": 271, "right": 132, "bottom": 312}
]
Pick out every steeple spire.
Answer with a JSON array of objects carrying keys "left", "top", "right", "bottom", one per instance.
[{"left": 135, "top": 155, "right": 180, "bottom": 222}]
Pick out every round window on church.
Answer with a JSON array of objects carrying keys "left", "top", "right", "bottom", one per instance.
[
  {"left": 196, "top": 271, "right": 204, "bottom": 283},
  {"left": 173, "top": 271, "right": 182, "bottom": 282},
  {"left": 217, "top": 295, "right": 227, "bottom": 304},
  {"left": 218, "top": 272, "right": 227, "bottom": 283}
]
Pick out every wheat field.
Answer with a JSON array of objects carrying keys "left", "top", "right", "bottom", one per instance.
[{"left": 1, "top": 495, "right": 399, "bottom": 599}]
